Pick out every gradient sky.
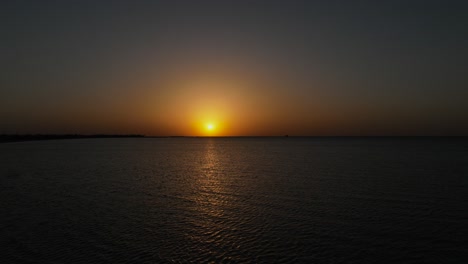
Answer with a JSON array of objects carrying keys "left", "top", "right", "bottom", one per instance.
[{"left": 1, "top": 0, "right": 468, "bottom": 136}]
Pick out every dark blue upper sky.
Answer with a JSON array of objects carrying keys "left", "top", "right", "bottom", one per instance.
[{"left": 1, "top": 0, "right": 468, "bottom": 135}]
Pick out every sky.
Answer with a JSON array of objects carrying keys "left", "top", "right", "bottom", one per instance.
[{"left": 1, "top": 0, "right": 468, "bottom": 136}]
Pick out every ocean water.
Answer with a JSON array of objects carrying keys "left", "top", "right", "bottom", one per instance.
[{"left": 0, "top": 137, "right": 467, "bottom": 263}]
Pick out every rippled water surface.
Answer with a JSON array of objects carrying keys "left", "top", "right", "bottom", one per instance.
[{"left": 1, "top": 138, "right": 467, "bottom": 263}]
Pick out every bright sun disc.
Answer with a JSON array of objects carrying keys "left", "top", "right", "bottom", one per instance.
[{"left": 206, "top": 123, "right": 214, "bottom": 130}]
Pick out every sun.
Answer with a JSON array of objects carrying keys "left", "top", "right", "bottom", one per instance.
[
  {"left": 197, "top": 121, "right": 221, "bottom": 136},
  {"left": 206, "top": 123, "right": 215, "bottom": 131}
]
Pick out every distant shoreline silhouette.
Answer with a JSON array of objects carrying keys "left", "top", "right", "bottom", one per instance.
[
  {"left": 1, "top": 134, "right": 465, "bottom": 143},
  {"left": 0, "top": 134, "right": 145, "bottom": 143}
]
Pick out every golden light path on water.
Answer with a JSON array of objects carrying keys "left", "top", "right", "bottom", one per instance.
[{"left": 183, "top": 139, "right": 240, "bottom": 254}]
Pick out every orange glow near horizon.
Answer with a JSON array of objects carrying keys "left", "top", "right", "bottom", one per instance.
[{"left": 142, "top": 68, "right": 323, "bottom": 137}]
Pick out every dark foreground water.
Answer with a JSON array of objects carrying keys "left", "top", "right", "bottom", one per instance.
[{"left": 1, "top": 138, "right": 467, "bottom": 263}]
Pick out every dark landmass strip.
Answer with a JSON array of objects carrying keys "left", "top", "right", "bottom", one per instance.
[
  {"left": 0, "top": 134, "right": 145, "bottom": 143},
  {"left": 2, "top": 134, "right": 466, "bottom": 143}
]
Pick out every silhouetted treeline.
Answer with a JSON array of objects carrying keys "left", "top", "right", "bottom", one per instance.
[{"left": 0, "top": 134, "right": 145, "bottom": 143}]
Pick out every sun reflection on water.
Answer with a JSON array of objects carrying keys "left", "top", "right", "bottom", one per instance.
[{"left": 194, "top": 140, "right": 228, "bottom": 215}]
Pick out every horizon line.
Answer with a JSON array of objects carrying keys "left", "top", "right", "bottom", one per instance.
[{"left": 1, "top": 134, "right": 467, "bottom": 144}]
